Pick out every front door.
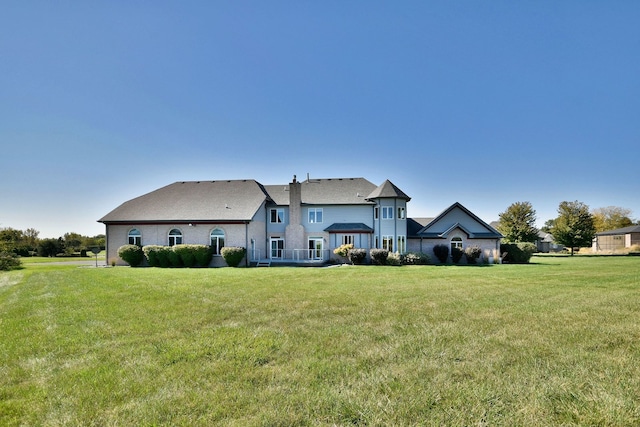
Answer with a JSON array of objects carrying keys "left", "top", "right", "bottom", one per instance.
[
  {"left": 270, "top": 238, "right": 285, "bottom": 259},
  {"left": 308, "top": 238, "right": 323, "bottom": 260}
]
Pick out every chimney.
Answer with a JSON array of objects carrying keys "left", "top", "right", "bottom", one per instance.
[{"left": 288, "top": 175, "right": 302, "bottom": 226}]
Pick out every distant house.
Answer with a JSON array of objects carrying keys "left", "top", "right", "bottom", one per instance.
[
  {"left": 99, "top": 176, "right": 502, "bottom": 266},
  {"left": 536, "top": 231, "right": 564, "bottom": 253},
  {"left": 592, "top": 225, "right": 640, "bottom": 251}
]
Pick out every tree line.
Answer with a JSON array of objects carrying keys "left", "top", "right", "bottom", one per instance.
[
  {"left": 0, "top": 228, "right": 105, "bottom": 257},
  {"left": 496, "top": 202, "right": 638, "bottom": 255}
]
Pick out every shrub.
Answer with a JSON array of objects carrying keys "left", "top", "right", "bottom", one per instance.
[
  {"left": 142, "top": 245, "right": 163, "bottom": 267},
  {"left": 451, "top": 247, "right": 464, "bottom": 264},
  {"left": 193, "top": 245, "right": 213, "bottom": 267},
  {"left": 433, "top": 244, "right": 449, "bottom": 264},
  {"left": 173, "top": 244, "right": 197, "bottom": 267},
  {"left": 333, "top": 244, "right": 353, "bottom": 259},
  {"left": 370, "top": 249, "right": 389, "bottom": 265},
  {"left": 167, "top": 249, "right": 182, "bottom": 267},
  {"left": 117, "top": 244, "right": 144, "bottom": 267},
  {"left": 464, "top": 246, "right": 482, "bottom": 264},
  {"left": 387, "top": 252, "right": 403, "bottom": 266},
  {"left": 347, "top": 248, "right": 367, "bottom": 265},
  {"left": 403, "top": 252, "right": 431, "bottom": 265},
  {"left": 500, "top": 242, "right": 537, "bottom": 264},
  {"left": 221, "top": 246, "right": 246, "bottom": 267},
  {"left": 0, "top": 251, "right": 21, "bottom": 271}
]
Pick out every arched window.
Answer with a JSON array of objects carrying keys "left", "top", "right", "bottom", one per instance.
[
  {"left": 451, "top": 237, "right": 463, "bottom": 251},
  {"left": 168, "top": 229, "right": 183, "bottom": 246},
  {"left": 128, "top": 229, "right": 142, "bottom": 246},
  {"left": 210, "top": 228, "right": 225, "bottom": 255}
]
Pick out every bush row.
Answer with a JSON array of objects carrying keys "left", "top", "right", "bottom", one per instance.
[
  {"left": 432, "top": 244, "right": 484, "bottom": 264},
  {"left": 117, "top": 245, "right": 246, "bottom": 268}
]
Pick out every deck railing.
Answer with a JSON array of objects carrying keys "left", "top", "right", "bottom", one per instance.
[{"left": 250, "top": 249, "right": 331, "bottom": 262}]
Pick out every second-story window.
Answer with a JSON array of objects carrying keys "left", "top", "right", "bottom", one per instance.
[
  {"left": 308, "top": 208, "right": 323, "bottom": 223},
  {"left": 397, "top": 207, "right": 406, "bottom": 219},
  {"left": 382, "top": 207, "right": 393, "bottom": 220},
  {"left": 270, "top": 208, "right": 284, "bottom": 223}
]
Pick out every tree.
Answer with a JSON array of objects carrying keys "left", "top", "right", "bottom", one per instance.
[
  {"left": 551, "top": 201, "right": 596, "bottom": 255},
  {"left": 63, "top": 232, "right": 84, "bottom": 254},
  {"left": 540, "top": 219, "right": 556, "bottom": 233},
  {"left": 497, "top": 201, "right": 539, "bottom": 243},
  {"left": 592, "top": 206, "right": 634, "bottom": 232}
]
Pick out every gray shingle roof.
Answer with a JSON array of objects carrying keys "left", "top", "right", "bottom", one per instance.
[
  {"left": 415, "top": 202, "right": 503, "bottom": 239},
  {"left": 99, "top": 180, "right": 271, "bottom": 223},
  {"left": 265, "top": 177, "right": 378, "bottom": 206},
  {"left": 324, "top": 223, "right": 374, "bottom": 233},
  {"left": 366, "top": 179, "right": 411, "bottom": 201}
]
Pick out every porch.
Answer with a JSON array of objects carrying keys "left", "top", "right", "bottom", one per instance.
[{"left": 249, "top": 248, "right": 332, "bottom": 266}]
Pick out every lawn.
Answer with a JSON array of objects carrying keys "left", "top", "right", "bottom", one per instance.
[{"left": 1, "top": 257, "right": 639, "bottom": 426}]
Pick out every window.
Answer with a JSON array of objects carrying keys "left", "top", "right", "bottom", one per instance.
[
  {"left": 128, "top": 229, "right": 141, "bottom": 246},
  {"left": 397, "top": 207, "right": 406, "bottom": 220},
  {"left": 382, "top": 207, "right": 393, "bottom": 220},
  {"left": 374, "top": 235, "right": 379, "bottom": 249},
  {"left": 342, "top": 235, "right": 354, "bottom": 245},
  {"left": 397, "top": 235, "right": 406, "bottom": 254},
  {"left": 270, "top": 208, "right": 284, "bottom": 223},
  {"left": 374, "top": 207, "right": 379, "bottom": 220},
  {"left": 382, "top": 235, "right": 394, "bottom": 252},
  {"left": 308, "top": 208, "right": 323, "bottom": 223},
  {"left": 168, "top": 229, "right": 182, "bottom": 246},
  {"left": 451, "top": 237, "right": 463, "bottom": 250},
  {"left": 210, "top": 228, "right": 225, "bottom": 255}
]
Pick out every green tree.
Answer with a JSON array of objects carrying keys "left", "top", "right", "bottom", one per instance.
[
  {"left": 497, "top": 201, "right": 539, "bottom": 243},
  {"left": 540, "top": 219, "right": 556, "bottom": 233},
  {"left": 551, "top": 201, "right": 596, "bottom": 256},
  {"left": 63, "top": 232, "right": 84, "bottom": 254},
  {"left": 592, "top": 206, "right": 634, "bottom": 232}
]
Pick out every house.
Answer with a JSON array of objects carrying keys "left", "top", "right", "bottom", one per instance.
[
  {"left": 592, "top": 225, "right": 640, "bottom": 252},
  {"left": 535, "top": 231, "right": 564, "bottom": 253},
  {"left": 99, "top": 175, "right": 502, "bottom": 266},
  {"left": 407, "top": 202, "right": 502, "bottom": 262}
]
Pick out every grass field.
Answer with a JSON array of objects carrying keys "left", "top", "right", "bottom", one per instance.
[{"left": 1, "top": 256, "right": 639, "bottom": 426}]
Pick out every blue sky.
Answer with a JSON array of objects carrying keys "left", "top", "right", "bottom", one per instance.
[{"left": 2, "top": 1, "right": 639, "bottom": 238}]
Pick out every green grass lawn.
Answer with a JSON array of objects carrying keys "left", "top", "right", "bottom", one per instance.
[{"left": 1, "top": 257, "right": 639, "bottom": 426}]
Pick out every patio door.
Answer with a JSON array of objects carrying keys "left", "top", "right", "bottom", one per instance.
[
  {"left": 270, "top": 238, "right": 284, "bottom": 259},
  {"left": 308, "top": 238, "right": 323, "bottom": 260}
]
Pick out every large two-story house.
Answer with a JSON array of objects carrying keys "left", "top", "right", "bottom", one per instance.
[{"left": 99, "top": 175, "right": 502, "bottom": 266}]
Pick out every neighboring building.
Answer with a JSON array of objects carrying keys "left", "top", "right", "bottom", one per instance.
[
  {"left": 99, "top": 176, "right": 502, "bottom": 266},
  {"left": 535, "top": 231, "right": 564, "bottom": 253},
  {"left": 592, "top": 225, "right": 640, "bottom": 252}
]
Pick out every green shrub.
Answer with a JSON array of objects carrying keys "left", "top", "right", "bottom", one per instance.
[
  {"left": 347, "top": 248, "right": 367, "bottom": 265},
  {"left": 451, "top": 247, "right": 464, "bottom": 264},
  {"left": 500, "top": 242, "right": 537, "bottom": 264},
  {"left": 433, "top": 244, "right": 449, "bottom": 263},
  {"left": 0, "top": 251, "right": 21, "bottom": 271},
  {"left": 221, "top": 246, "right": 246, "bottom": 267},
  {"left": 403, "top": 252, "right": 431, "bottom": 265},
  {"left": 193, "top": 245, "right": 213, "bottom": 267},
  {"left": 173, "top": 244, "right": 197, "bottom": 267},
  {"left": 464, "top": 246, "right": 482, "bottom": 264},
  {"left": 117, "top": 244, "right": 144, "bottom": 267},
  {"left": 167, "top": 249, "right": 182, "bottom": 267},
  {"left": 387, "top": 252, "right": 403, "bottom": 266},
  {"left": 369, "top": 249, "right": 389, "bottom": 265},
  {"left": 142, "top": 245, "right": 163, "bottom": 267}
]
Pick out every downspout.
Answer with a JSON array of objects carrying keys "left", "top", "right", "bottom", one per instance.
[{"left": 245, "top": 221, "right": 249, "bottom": 267}]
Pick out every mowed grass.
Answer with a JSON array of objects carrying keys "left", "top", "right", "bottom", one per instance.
[{"left": 1, "top": 257, "right": 639, "bottom": 426}]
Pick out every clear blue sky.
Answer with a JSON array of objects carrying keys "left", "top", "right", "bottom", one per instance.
[{"left": 2, "top": 1, "right": 639, "bottom": 238}]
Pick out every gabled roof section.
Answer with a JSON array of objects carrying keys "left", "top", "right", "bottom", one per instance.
[
  {"left": 365, "top": 179, "right": 411, "bottom": 201},
  {"left": 99, "top": 180, "right": 271, "bottom": 223},
  {"left": 264, "top": 177, "right": 378, "bottom": 206},
  {"left": 596, "top": 225, "right": 640, "bottom": 236},
  {"left": 407, "top": 217, "right": 434, "bottom": 237},
  {"left": 416, "top": 202, "right": 503, "bottom": 239},
  {"left": 324, "top": 223, "right": 374, "bottom": 233}
]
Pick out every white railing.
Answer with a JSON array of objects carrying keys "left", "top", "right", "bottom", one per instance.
[{"left": 250, "top": 249, "right": 331, "bottom": 262}]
